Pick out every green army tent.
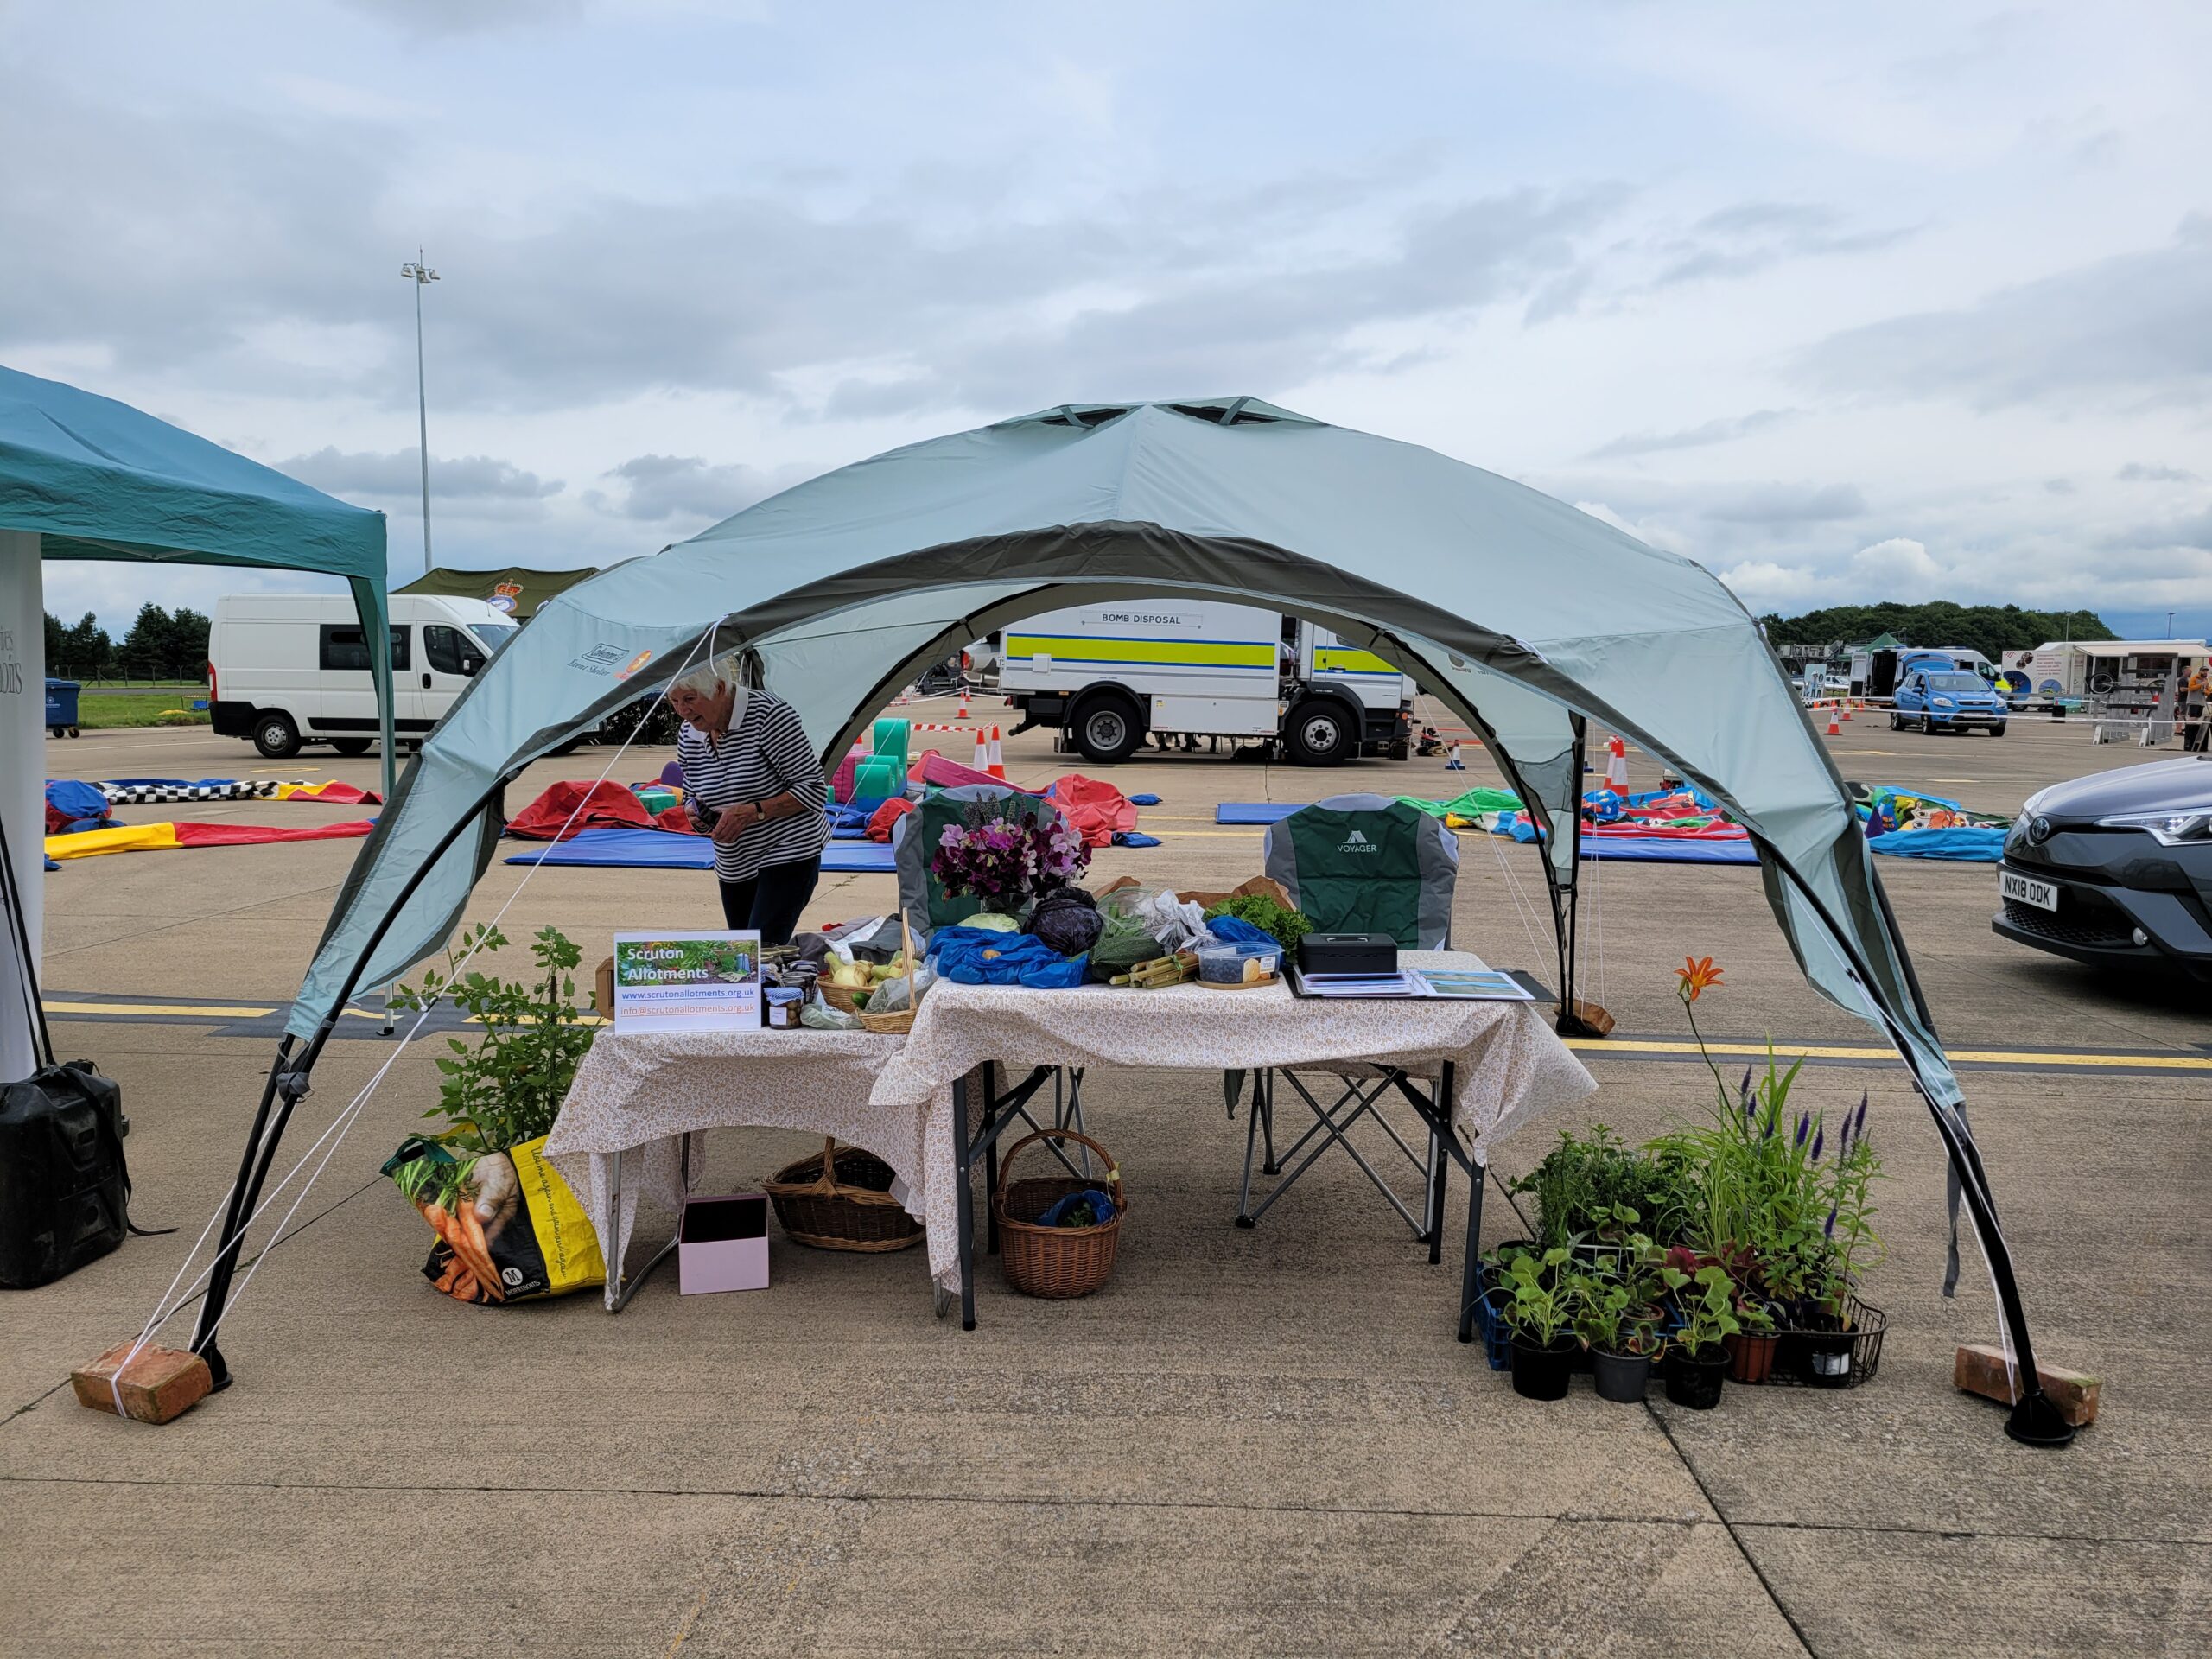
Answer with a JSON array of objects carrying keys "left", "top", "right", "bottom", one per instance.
[{"left": 196, "top": 397, "right": 2067, "bottom": 1445}]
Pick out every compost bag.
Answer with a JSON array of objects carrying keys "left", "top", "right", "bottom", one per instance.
[{"left": 382, "top": 1135, "right": 605, "bottom": 1304}]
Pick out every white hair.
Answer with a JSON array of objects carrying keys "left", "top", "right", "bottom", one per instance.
[{"left": 669, "top": 651, "right": 743, "bottom": 698}]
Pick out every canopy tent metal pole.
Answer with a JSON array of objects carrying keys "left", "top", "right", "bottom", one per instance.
[{"left": 188, "top": 780, "right": 513, "bottom": 1379}]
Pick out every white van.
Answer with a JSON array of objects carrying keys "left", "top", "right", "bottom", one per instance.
[
  {"left": 995, "top": 599, "right": 1415, "bottom": 763},
  {"left": 208, "top": 593, "right": 520, "bottom": 758}
]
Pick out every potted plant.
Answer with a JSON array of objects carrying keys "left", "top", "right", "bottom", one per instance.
[
  {"left": 1498, "top": 1246, "right": 1580, "bottom": 1401},
  {"left": 1576, "top": 1269, "right": 1664, "bottom": 1403},
  {"left": 1797, "top": 1094, "right": 1884, "bottom": 1386},
  {"left": 1661, "top": 1263, "right": 1743, "bottom": 1409}
]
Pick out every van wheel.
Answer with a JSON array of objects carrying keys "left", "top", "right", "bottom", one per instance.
[
  {"left": 329, "top": 738, "right": 372, "bottom": 756},
  {"left": 1071, "top": 693, "right": 1142, "bottom": 764},
  {"left": 253, "top": 711, "right": 302, "bottom": 759},
  {"left": 1286, "top": 699, "right": 1357, "bottom": 766}
]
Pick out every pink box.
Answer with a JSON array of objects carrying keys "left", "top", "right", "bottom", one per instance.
[{"left": 678, "top": 1193, "right": 770, "bottom": 1294}]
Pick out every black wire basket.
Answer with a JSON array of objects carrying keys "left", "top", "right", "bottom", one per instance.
[{"left": 1760, "top": 1296, "right": 1886, "bottom": 1389}]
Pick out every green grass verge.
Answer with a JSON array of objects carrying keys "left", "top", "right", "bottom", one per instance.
[{"left": 72, "top": 694, "right": 211, "bottom": 729}]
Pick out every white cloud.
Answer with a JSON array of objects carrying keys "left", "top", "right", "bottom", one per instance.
[{"left": 1847, "top": 536, "right": 1947, "bottom": 598}]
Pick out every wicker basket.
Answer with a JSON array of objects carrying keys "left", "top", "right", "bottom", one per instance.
[
  {"left": 993, "top": 1128, "right": 1126, "bottom": 1298},
  {"left": 765, "top": 1137, "right": 923, "bottom": 1252}
]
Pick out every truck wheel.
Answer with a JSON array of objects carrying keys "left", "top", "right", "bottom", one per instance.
[
  {"left": 329, "top": 738, "right": 372, "bottom": 756},
  {"left": 1071, "top": 693, "right": 1142, "bottom": 764},
  {"left": 253, "top": 711, "right": 302, "bottom": 759},
  {"left": 1286, "top": 699, "right": 1357, "bottom": 766}
]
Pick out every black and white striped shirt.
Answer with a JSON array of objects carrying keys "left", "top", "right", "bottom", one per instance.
[{"left": 676, "top": 691, "right": 830, "bottom": 882}]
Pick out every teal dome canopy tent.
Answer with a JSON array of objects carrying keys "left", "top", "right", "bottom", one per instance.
[{"left": 198, "top": 397, "right": 2069, "bottom": 1445}]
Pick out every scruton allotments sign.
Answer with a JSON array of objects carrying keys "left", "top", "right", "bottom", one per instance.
[{"left": 611, "top": 931, "right": 762, "bottom": 1032}]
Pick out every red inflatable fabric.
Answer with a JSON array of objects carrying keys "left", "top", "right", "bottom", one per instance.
[
  {"left": 1043, "top": 773, "right": 1137, "bottom": 849},
  {"left": 867, "top": 798, "right": 913, "bottom": 842},
  {"left": 170, "top": 820, "right": 377, "bottom": 848},
  {"left": 906, "top": 750, "right": 1010, "bottom": 791},
  {"left": 505, "top": 780, "right": 664, "bottom": 841}
]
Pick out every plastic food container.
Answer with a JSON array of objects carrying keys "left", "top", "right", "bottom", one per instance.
[
  {"left": 1196, "top": 941, "right": 1282, "bottom": 985},
  {"left": 764, "top": 986, "right": 804, "bottom": 1028}
]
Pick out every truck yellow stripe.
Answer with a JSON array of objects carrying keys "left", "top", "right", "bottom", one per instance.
[
  {"left": 1004, "top": 634, "right": 1275, "bottom": 669},
  {"left": 1314, "top": 647, "right": 1402, "bottom": 675}
]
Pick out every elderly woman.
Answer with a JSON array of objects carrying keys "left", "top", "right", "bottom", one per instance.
[{"left": 665, "top": 655, "right": 830, "bottom": 944}]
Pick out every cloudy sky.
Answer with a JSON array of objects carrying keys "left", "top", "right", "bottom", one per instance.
[{"left": 10, "top": 1, "right": 2209, "bottom": 640}]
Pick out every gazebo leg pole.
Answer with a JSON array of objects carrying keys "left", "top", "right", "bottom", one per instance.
[{"left": 952, "top": 1071, "right": 976, "bottom": 1331}]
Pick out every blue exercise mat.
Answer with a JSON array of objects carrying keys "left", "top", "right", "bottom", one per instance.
[
  {"left": 1867, "top": 825, "right": 2006, "bottom": 862},
  {"left": 505, "top": 829, "right": 899, "bottom": 872},
  {"left": 1577, "top": 836, "right": 1758, "bottom": 865},
  {"left": 1215, "top": 803, "right": 1300, "bottom": 824}
]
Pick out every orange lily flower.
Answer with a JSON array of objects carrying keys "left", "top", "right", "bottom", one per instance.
[{"left": 1676, "top": 955, "right": 1723, "bottom": 1001}]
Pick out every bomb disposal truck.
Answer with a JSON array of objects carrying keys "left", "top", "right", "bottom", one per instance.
[{"left": 993, "top": 600, "right": 1415, "bottom": 765}]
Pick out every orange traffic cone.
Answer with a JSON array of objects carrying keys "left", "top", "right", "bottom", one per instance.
[
  {"left": 986, "top": 724, "right": 1007, "bottom": 780},
  {"left": 1839, "top": 701, "right": 1853, "bottom": 721},
  {"left": 1825, "top": 710, "right": 1842, "bottom": 736},
  {"left": 957, "top": 685, "right": 970, "bottom": 721},
  {"left": 972, "top": 727, "right": 991, "bottom": 772},
  {"left": 1605, "top": 734, "right": 1630, "bottom": 795}
]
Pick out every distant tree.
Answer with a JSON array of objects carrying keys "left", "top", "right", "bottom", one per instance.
[
  {"left": 1761, "top": 601, "right": 2115, "bottom": 664},
  {"left": 43, "top": 611, "right": 113, "bottom": 677}
]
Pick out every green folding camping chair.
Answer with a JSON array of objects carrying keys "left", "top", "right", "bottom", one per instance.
[{"left": 1232, "top": 793, "right": 1460, "bottom": 1239}]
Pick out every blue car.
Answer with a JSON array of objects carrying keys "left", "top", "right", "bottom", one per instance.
[{"left": 1891, "top": 668, "right": 2009, "bottom": 736}]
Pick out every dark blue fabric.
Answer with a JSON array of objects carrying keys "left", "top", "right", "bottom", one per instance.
[
  {"left": 1112, "top": 830, "right": 1161, "bottom": 848},
  {"left": 1037, "top": 1188, "right": 1119, "bottom": 1227},
  {"left": 1128, "top": 793, "right": 1161, "bottom": 806},
  {"left": 44, "top": 779, "right": 112, "bottom": 830},
  {"left": 925, "top": 926, "right": 1090, "bottom": 988}
]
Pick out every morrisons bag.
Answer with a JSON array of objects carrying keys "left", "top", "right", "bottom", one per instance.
[{"left": 382, "top": 1135, "right": 605, "bottom": 1305}]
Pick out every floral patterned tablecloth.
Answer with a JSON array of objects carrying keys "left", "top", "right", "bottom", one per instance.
[
  {"left": 547, "top": 953, "right": 1598, "bottom": 1298},
  {"left": 544, "top": 1028, "right": 921, "bottom": 1287}
]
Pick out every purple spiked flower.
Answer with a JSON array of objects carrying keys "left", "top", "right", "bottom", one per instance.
[
  {"left": 1824, "top": 1205, "right": 1838, "bottom": 1238},
  {"left": 1854, "top": 1094, "right": 1869, "bottom": 1136},
  {"left": 1794, "top": 1112, "right": 1809, "bottom": 1148},
  {"left": 1811, "top": 1124, "right": 1825, "bottom": 1161}
]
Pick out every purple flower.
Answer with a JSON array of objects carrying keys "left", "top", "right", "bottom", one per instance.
[
  {"left": 1854, "top": 1094, "right": 1869, "bottom": 1137},
  {"left": 1810, "top": 1124, "right": 1825, "bottom": 1162},
  {"left": 1823, "top": 1205, "right": 1838, "bottom": 1238},
  {"left": 1794, "top": 1112, "right": 1808, "bottom": 1148}
]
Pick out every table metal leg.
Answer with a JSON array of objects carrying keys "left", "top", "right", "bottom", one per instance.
[
  {"left": 1260, "top": 1069, "right": 1279, "bottom": 1174},
  {"left": 1427, "top": 1094, "right": 1447, "bottom": 1266},
  {"left": 952, "top": 1071, "right": 976, "bottom": 1331},
  {"left": 1456, "top": 1162, "right": 1488, "bottom": 1341},
  {"left": 602, "top": 1140, "right": 684, "bottom": 1313},
  {"left": 983, "top": 1060, "right": 1001, "bottom": 1256}
]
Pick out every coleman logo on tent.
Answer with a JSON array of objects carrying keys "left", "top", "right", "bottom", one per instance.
[{"left": 1337, "top": 829, "right": 1376, "bottom": 853}]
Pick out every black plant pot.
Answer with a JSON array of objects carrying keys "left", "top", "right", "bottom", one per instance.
[
  {"left": 1799, "top": 1330, "right": 1855, "bottom": 1389},
  {"left": 1663, "top": 1347, "right": 1728, "bottom": 1410},
  {"left": 1509, "top": 1334, "right": 1578, "bottom": 1401},
  {"left": 1591, "top": 1348, "right": 1651, "bottom": 1403}
]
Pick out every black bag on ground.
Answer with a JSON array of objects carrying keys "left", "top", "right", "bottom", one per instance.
[
  {"left": 0, "top": 1059, "right": 133, "bottom": 1288},
  {"left": 0, "top": 810, "right": 157, "bottom": 1289}
]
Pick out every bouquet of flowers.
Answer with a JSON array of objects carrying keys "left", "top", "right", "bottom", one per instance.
[{"left": 932, "top": 804, "right": 1091, "bottom": 906}]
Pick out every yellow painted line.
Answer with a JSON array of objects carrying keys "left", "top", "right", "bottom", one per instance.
[
  {"left": 44, "top": 1001, "right": 277, "bottom": 1019},
  {"left": 1567, "top": 1037, "right": 2212, "bottom": 1070}
]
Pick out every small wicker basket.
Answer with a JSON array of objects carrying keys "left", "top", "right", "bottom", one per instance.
[
  {"left": 993, "top": 1128, "right": 1126, "bottom": 1298},
  {"left": 818, "top": 912, "right": 920, "bottom": 1033},
  {"left": 765, "top": 1137, "right": 923, "bottom": 1252}
]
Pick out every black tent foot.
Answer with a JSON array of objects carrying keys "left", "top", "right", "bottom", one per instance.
[
  {"left": 2005, "top": 1389, "right": 2075, "bottom": 1448},
  {"left": 196, "top": 1342, "right": 232, "bottom": 1394}
]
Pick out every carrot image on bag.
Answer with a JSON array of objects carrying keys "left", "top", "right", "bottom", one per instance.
[{"left": 383, "top": 1136, "right": 604, "bottom": 1306}]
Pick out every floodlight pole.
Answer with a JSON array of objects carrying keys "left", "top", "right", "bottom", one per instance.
[{"left": 400, "top": 251, "right": 440, "bottom": 578}]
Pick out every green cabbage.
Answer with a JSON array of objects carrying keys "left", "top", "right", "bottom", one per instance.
[{"left": 963, "top": 912, "right": 1020, "bottom": 932}]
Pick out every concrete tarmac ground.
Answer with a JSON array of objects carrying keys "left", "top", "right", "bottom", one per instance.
[{"left": 4, "top": 703, "right": 2208, "bottom": 1656}]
